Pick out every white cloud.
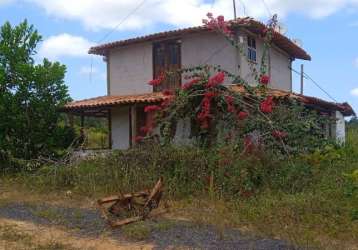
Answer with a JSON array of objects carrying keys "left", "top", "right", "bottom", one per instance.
[
  {"left": 0, "top": 0, "right": 14, "bottom": 6},
  {"left": 38, "top": 33, "right": 95, "bottom": 60},
  {"left": 26, "top": 0, "right": 358, "bottom": 31},
  {"left": 354, "top": 58, "right": 358, "bottom": 68},
  {"left": 351, "top": 88, "right": 358, "bottom": 97},
  {"left": 79, "top": 66, "right": 97, "bottom": 75}
]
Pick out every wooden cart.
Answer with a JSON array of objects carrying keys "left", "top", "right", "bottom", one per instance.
[{"left": 97, "top": 177, "right": 165, "bottom": 227}]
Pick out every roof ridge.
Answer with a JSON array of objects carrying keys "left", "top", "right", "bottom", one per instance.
[{"left": 88, "top": 17, "right": 311, "bottom": 60}]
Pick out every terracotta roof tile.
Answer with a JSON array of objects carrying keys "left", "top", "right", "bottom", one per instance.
[
  {"left": 62, "top": 92, "right": 166, "bottom": 110},
  {"left": 62, "top": 87, "right": 355, "bottom": 116},
  {"left": 231, "top": 85, "right": 355, "bottom": 116},
  {"left": 89, "top": 17, "right": 311, "bottom": 60}
]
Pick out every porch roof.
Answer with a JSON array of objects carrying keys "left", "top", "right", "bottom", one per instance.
[
  {"left": 60, "top": 87, "right": 355, "bottom": 117},
  {"left": 59, "top": 92, "right": 166, "bottom": 117}
]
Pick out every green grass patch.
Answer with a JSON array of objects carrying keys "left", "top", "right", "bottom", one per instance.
[{"left": 1, "top": 126, "right": 358, "bottom": 249}]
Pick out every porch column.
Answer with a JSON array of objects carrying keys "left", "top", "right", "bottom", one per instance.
[
  {"left": 130, "top": 105, "right": 137, "bottom": 146},
  {"left": 79, "top": 113, "right": 85, "bottom": 148},
  {"left": 108, "top": 109, "right": 112, "bottom": 149},
  {"left": 332, "top": 111, "right": 346, "bottom": 144}
]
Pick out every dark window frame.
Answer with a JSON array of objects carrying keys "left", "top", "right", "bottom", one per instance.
[
  {"left": 152, "top": 39, "right": 181, "bottom": 92},
  {"left": 247, "top": 36, "right": 257, "bottom": 62}
]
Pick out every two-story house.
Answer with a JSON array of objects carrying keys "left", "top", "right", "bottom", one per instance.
[{"left": 62, "top": 18, "right": 355, "bottom": 150}]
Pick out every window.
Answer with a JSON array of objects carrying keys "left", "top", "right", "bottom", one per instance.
[
  {"left": 247, "top": 36, "right": 257, "bottom": 62},
  {"left": 153, "top": 40, "right": 181, "bottom": 91}
]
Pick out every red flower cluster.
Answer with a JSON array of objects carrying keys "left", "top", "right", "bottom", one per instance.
[
  {"left": 144, "top": 105, "right": 162, "bottom": 113},
  {"left": 140, "top": 125, "right": 153, "bottom": 135},
  {"left": 260, "top": 96, "right": 274, "bottom": 113},
  {"left": 161, "top": 96, "right": 174, "bottom": 108},
  {"left": 244, "top": 135, "right": 255, "bottom": 154},
  {"left": 197, "top": 92, "right": 216, "bottom": 129},
  {"left": 225, "top": 95, "right": 235, "bottom": 113},
  {"left": 206, "top": 72, "right": 225, "bottom": 88},
  {"left": 237, "top": 111, "right": 249, "bottom": 120},
  {"left": 272, "top": 130, "right": 288, "bottom": 139},
  {"left": 148, "top": 72, "right": 165, "bottom": 86},
  {"left": 259, "top": 75, "right": 270, "bottom": 85},
  {"left": 202, "top": 13, "right": 234, "bottom": 37},
  {"left": 134, "top": 136, "right": 144, "bottom": 143},
  {"left": 162, "top": 89, "right": 173, "bottom": 96},
  {"left": 182, "top": 78, "right": 200, "bottom": 90}
]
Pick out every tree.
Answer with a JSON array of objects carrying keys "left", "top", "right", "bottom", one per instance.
[{"left": 0, "top": 20, "right": 74, "bottom": 163}]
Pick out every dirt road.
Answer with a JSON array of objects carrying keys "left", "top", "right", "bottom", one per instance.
[{"left": 0, "top": 200, "right": 297, "bottom": 250}]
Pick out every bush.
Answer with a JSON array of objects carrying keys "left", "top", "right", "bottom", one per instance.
[{"left": 16, "top": 143, "right": 323, "bottom": 199}]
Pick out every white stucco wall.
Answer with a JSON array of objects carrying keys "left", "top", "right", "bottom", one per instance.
[
  {"left": 108, "top": 30, "right": 292, "bottom": 95},
  {"left": 334, "top": 111, "right": 346, "bottom": 144},
  {"left": 107, "top": 30, "right": 294, "bottom": 149},
  {"left": 108, "top": 42, "right": 153, "bottom": 95},
  {"left": 111, "top": 106, "right": 130, "bottom": 149},
  {"left": 269, "top": 46, "right": 292, "bottom": 91},
  {"left": 181, "top": 32, "right": 239, "bottom": 83}
]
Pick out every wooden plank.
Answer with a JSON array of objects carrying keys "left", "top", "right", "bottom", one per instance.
[
  {"left": 144, "top": 177, "right": 163, "bottom": 209},
  {"left": 110, "top": 216, "right": 143, "bottom": 227},
  {"left": 98, "top": 196, "right": 121, "bottom": 204}
]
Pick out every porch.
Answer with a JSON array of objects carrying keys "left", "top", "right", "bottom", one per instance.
[
  {"left": 60, "top": 87, "right": 355, "bottom": 150},
  {"left": 60, "top": 93, "right": 167, "bottom": 150}
]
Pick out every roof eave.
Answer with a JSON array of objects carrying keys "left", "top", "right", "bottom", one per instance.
[{"left": 88, "top": 19, "right": 311, "bottom": 60}]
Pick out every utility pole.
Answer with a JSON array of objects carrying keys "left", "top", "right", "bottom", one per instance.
[
  {"left": 300, "top": 64, "right": 304, "bottom": 95},
  {"left": 233, "top": 0, "right": 237, "bottom": 19}
]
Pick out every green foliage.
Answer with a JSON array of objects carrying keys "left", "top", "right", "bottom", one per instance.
[
  {"left": 0, "top": 20, "right": 74, "bottom": 168},
  {"left": 3, "top": 126, "right": 358, "bottom": 248},
  {"left": 153, "top": 66, "right": 332, "bottom": 156}
]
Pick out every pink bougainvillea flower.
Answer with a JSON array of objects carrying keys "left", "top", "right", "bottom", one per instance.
[
  {"left": 262, "top": 28, "right": 269, "bottom": 37},
  {"left": 182, "top": 78, "right": 200, "bottom": 90},
  {"left": 161, "top": 96, "right": 174, "bottom": 108},
  {"left": 140, "top": 125, "right": 153, "bottom": 135},
  {"left": 259, "top": 75, "right": 270, "bottom": 85},
  {"left": 260, "top": 96, "right": 274, "bottom": 113},
  {"left": 204, "top": 91, "right": 217, "bottom": 98},
  {"left": 144, "top": 105, "right": 162, "bottom": 113},
  {"left": 272, "top": 130, "right": 288, "bottom": 139},
  {"left": 197, "top": 91, "right": 217, "bottom": 129},
  {"left": 162, "top": 89, "right": 173, "bottom": 96},
  {"left": 134, "top": 136, "right": 144, "bottom": 143},
  {"left": 225, "top": 95, "right": 235, "bottom": 113},
  {"left": 203, "top": 13, "right": 234, "bottom": 36},
  {"left": 238, "top": 111, "right": 249, "bottom": 120},
  {"left": 148, "top": 72, "right": 165, "bottom": 86},
  {"left": 244, "top": 135, "right": 255, "bottom": 154},
  {"left": 200, "top": 119, "right": 210, "bottom": 129},
  {"left": 206, "top": 72, "right": 225, "bottom": 88}
]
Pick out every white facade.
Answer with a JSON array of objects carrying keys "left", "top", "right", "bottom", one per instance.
[
  {"left": 108, "top": 42, "right": 153, "bottom": 95},
  {"left": 107, "top": 30, "right": 295, "bottom": 149},
  {"left": 107, "top": 30, "right": 293, "bottom": 97},
  {"left": 111, "top": 106, "right": 130, "bottom": 150},
  {"left": 333, "top": 111, "right": 346, "bottom": 144}
]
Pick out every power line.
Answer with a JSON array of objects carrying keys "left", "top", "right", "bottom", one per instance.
[
  {"left": 290, "top": 67, "right": 338, "bottom": 102},
  {"left": 237, "top": 0, "right": 247, "bottom": 16},
  {"left": 96, "top": 0, "right": 147, "bottom": 44},
  {"left": 303, "top": 72, "right": 338, "bottom": 103},
  {"left": 260, "top": 0, "right": 272, "bottom": 18},
  {"left": 90, "top": 0, "right": 148, "bottom": 85}
]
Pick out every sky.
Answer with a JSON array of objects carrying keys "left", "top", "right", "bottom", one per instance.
[{"left": 0, "top": 0, "right": 358, "bottom": 115}]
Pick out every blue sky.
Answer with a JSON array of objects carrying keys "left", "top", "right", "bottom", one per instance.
[{"left": 0, "top": 0, "right": 357, "bottom": 114}]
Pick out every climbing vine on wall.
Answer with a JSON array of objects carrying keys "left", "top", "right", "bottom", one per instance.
[{"left": 141, "top": 14, "right": 332, "bottom": 156}]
